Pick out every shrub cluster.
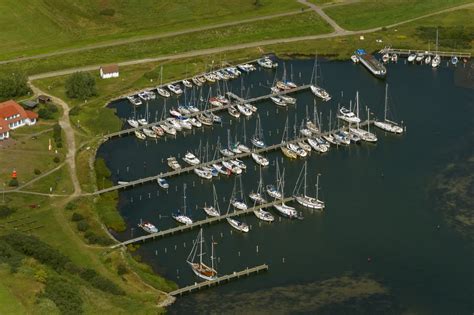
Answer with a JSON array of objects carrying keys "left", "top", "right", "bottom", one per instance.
[
  {"left": 0, "top": 205, "right": 16, "bottom": 219},
  {"left": 65, "top": 72, "right": 97, "bottom": 100},
  {"left": 52, "top": 123, "right": 62, "bottom": 148},
  {"left": 0, "top": 72, "right": 30, "bottom": 101},
  {"left": 42, "top": 276, "right": 83, "bottom": 314},
  {"left": 79, "top": 268, "right": 125, "bottom": 295},
  {"left": 38, "top": 103, "right": 58, "bottom": 120}
]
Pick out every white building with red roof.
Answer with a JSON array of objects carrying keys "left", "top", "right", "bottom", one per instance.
[{"left": 0, "top": 100, "right": 38, "bottom": 140}]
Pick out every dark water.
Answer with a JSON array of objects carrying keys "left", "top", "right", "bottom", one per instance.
[{"left": 97, "top": 59, "right": 474, "bottom": 314}]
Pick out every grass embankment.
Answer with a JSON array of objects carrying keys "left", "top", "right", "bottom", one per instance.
[
  {"left": 0, "top": 11, "right": 331, "bottom": 77},
  {"left": 324, "top": 0, "right": 473, "bottom": 30},
  {"left": 0, "top": 0, "right": 303, "bottom": 60},
  {"left": 0, "top": 192, "right": 176, "bottom": 313}
]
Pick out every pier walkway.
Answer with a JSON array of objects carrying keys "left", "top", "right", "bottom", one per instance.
[
  {"left": 379, "top": 47, "right": 471, "bottom": 59},
  {"left": 94, "top": 120, "right": 370, "bottom": 196},
  {"left": 111, "top": 197, "right": 294, "bottom": 248},
  {"left": 169, "top": 264, "right": 269, "bottom": 296},
  {"left": 102, "top": 85, "right": 311, "bottom": 140}
]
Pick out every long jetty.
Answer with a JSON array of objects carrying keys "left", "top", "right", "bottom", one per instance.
[
  {"left": 169, "top": 264, "right": 269, "bottom": 296},
  {"left": 94, "top": 118, "right": 369, "bottom": 196},
  {"left": 379, "top": 47, "right": 471, "bottom": 59},
  {"left": 102, "top": 84, "right": 311, "bottom": 140},
  {"left": 111, "top": 197, "right": 294, "bottom": 248}
]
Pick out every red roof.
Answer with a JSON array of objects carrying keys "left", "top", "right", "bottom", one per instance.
[
  {"left": 0, "top": 100, "right": 38, "bottom": 129},
  {"left": 100, "top": 64, "right": 119, "bottom": 74}
]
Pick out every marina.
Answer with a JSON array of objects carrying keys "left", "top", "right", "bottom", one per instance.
[{"left": 96, "top": 57, "right": 474, "bottom": 314}]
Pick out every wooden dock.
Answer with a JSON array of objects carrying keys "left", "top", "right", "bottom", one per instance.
[
  {"left": 102, "top": 84, "right": 311, "bottom": 140},
  {"left": 93, "top": 119, "right": 370, "bottom": 196},
  {"left": 169, "top": 264, "right": 269, "bottom": 296},
  {"left": 379, "top": 47, "right": 471, "bottom": 59},
  {"left": 110, "top": 197, "right": 294, "bottom": 249}
]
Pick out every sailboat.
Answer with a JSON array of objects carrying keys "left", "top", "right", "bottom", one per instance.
[
  {"left": 281, "top": 117, "right": 297, "bottom": 159},
  {"left": 252, "top": 168, "right": 274, "bottom": 222},
  {"left": 348, "top": 92, "right": 378, "bottom": 142},
  {"left": 266, "top": 160, "right": 283, "bottom": 199},
  {"left": 187, "top": 229, "right": 217, "bottom": 281},
  {"left": 310, "top": 56, "right": 331, "bottom": 101},
  {"left": 157, "top": 66, "right": 171, "bottom": 98},
  {"left": 273, "top": 169, "right": 299, "bottom": 218},
  {"left": 230, "top": 176, "right": 247, "bottom": 211},
  {"left": 203, "top": 185, "right": 221, "bottom": 217},
  {"left": 172, "top": 184, "right": 193, "bottom": 225},
  {"left": 432, "top": 29, "right": 441, "bottom": 68},
  {"left": 374, "top": 84, "right": 404, "bottom": 134},
  {"left": 251, "top": 114, "right": 266, "bottom": 148},
  {"left": 293, "top": 162, "right": 325, "bottom": 210}
]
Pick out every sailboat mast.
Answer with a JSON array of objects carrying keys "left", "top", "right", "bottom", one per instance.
[
  {"left": 199, "top": 229, "right": 203, "bottom": 265},
  {"left": 183, "top": 184, "right": 187, "bottom": 215},
  {"left": 303, "top": 162, "right": 307, "bottom": 196},
  {"left": 316, "top": 174, "right": 320, "bottom": 200},
  {"left": 384, "top": 83, "right": 388, "bottom": 121},
  {"left": 211, "top": 236, "right": 215, "bottom": 270}
]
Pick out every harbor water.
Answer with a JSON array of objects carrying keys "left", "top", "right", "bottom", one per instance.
[{"left": 97, "top": 58, "right": 473, "bottom": 314}]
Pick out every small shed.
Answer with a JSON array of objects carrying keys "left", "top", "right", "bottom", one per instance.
[
  {"left": 100, "top": 64, "right": 120, "bottom": 79},
  {"left": 37, "top": 95, "right": 51, "bottom": 104},
  {"left": 21, "top": 100, "right": 38, "bottom": 109}
]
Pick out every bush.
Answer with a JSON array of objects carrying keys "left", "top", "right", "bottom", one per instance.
[
  {"left": 42, "top": 276, "right": 83, "bottom": 314},
  {"left": 76, "top": 220, "right": 89, "bottom": 232},
  {"left": 0, "top": 205, "right": 16, "bottom": 218},
  {"left": 0, "top": 72, "right": 30, "bottom": 101},
  {"left": 71, "top": 213, "right": 84, "bottom": 222},
  {"left": 69, "top": 106, "right": 80, "bottom": 116},
  {"left": 53, "top": 156, "right": 60, "bottom": 163},
  {"left": 83, "top": 231, "right": 113, "bottom": 246},
  {"left": 0, "top": 240, "right": 23, "bottom": 272},
  {"left": 65, "top": 201, "right": 76, "bottom": 211},
  {"left": 65, "top": 72, "right": 97, "bottom": 100},
  {"left": 52, "top": 123, "right": 62, "bottom": 148},
  {"left": 79, "top": 268, "right": 125, "bottom": 295},
  {"left": 34, "top": 168, "right": 41, "bottom": 175},
  {"left": 117, "top": 263, "right": 127, "bottom": 276},
  {"left": 38, "top": 103, "right": 58, "bottom": 120},
  {"left": 8, "top": 178, "right": 18, "bottom": 187},
  {"left": 100, "top": 8, "right": 115, "bottom": 16},
  {"left": 1, "top": 233, "right": 71, "bottom": 271}
]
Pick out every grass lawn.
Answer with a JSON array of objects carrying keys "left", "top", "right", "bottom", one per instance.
[
  {"left": 0, "top": 123, "right": 66, "bottom": 189},
  {"left": 324, "top": 0, "right": 473, "bottom": 30},
  {"left": 1, "top": 11, "right": 331, "bottom": 77},
  {"left": 0, "top": 0, "right": 303, "bottom": 60},
  {"left": 0, "top": 280, "right": 28, "bottom": 315}
]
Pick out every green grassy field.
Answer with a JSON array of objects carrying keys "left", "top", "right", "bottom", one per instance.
[
  {"left": 0, "top": 11, "right": 331, "bottom": 77},
  {"left": 324, "top": 0, "right": 473, "bottom": 30},
  {"left": 0, "top": 0, "right": 303, "bottom": 60}
]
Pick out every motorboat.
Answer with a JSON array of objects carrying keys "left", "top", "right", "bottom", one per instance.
[
  {"left": 142, "top": 128, "right": 157, "bottom": 138},
  {"left": 157, "top": 178, "right": 169, "bottom": 189},
  {"left": 226, "top": 218, "right": 249, "bottom": 232},
  {"left": 138, "top": 221, "right": 158, "bottom": 234},
  {"left": 280, "top": 95, "right": 296, "bottom": 104},
  {"left": 337, "top": 107, "right": 361, "bottom": 123},
  {"left": 183, "top": 152, "right": 200, "bottom": 165},
  {"left": 137, "top": 118, "right": 148, "bottom": 126},
  {"left": 167, "top": 157, "right": 181, "bottom": 170},
  {"left": 310, "top": 85, "right": 331, "bottom": 101},
  {"left": 287, "top": 143, "right": 307, "bottom": 157},
  {"left": 408, "top": 53, "right": 417, "bottom": 62},
  {"left": 415, "top": 52, "right": 425, "bottom": 62},
  {"left": 251, "top": 135, "right": 265, "bottom": 148},
  {"left": 270, "top": 96, "right": 287, "bottom": 107},
  {"left": 151, "top": 125, "right": 164, "bottom": 136},
  {"left": 134, "top": 130, "right": 146, "bottom": 140},
  {"left": 382, "top": 53, "right": 390, "bottom": 63},
  {"left": 138, "top": 91, "right": 151, "bottom": 101},
  {"left": 251, "top": 153, "right": 269, "bottom": 166},
  {"left": 228, "top": 106, "right": 241, "bottom": 118},
  {"left": 167, "top": 84, "right": 183, "bottom": 95},
  {"left": 156, "top": 87, "right": 170, "bottom": 98},
  {"left": 127, "top": 95, "right": 142, "bottom": 106},
  {"left": 127, "top": 119, "right": 139, "bottom": 128},
  {"left": 431, "top": 55, "right": 441, "bottom": 68},
  {"left": 351, "top": 55, "right": 359, "bottom": 63},
  {"left": 451, "top": 56, "right": 458, "bottom": 65},
  {"left": 237, "top": 104, "right": 252, "bottom": 116},
  {"left": 182, "top": 79, "right": 193, "bottom": 88},
  {"left": 391, "top": 54, "right": 398, "bottom": 63},
  {"left": 257, "top": 57, "right": 278, "bottom": 69},
  {"left": 194, "top": 167, "right": 213, "bottom": 180}
]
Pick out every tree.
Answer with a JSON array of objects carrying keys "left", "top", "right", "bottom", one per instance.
[
  {"left": 0, "top": 72, "right": 30, "bottom": 101},
  {"left": 65, "top": 72, "right": 97, "bottom": 100}
]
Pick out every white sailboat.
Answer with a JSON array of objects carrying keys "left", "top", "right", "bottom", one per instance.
[
  {"left": 230, "top": 176, "right": 247, "bottom": 211},
  {"left": 349, "top": 92, "right": 378, "bottom": 142},
  {"left": 251, "top": 114, "right": 266, "bottom": 148},
  {"left": 374, "top": 84, "right": 404, "bottom": 134},
  {"left": 310, "top": 56, "right": 331, "bottom": 101},
  {"left": 273, "top": 169, "right": 299, "bottom": 218},
  {"left": 293, "top": 162, "right": 325, "bottom": 210},
  {"left": 187, "top": 229, "right": 217, "bottom": 281},
  {"left": 172, "top": 184, "right": 193, "bottom": 225},
  {"left": 203, "top": 185, "right": 221, "bottom": 217},
  {"left": 252, "top": 168, "right": 274, "bottom": 222}
]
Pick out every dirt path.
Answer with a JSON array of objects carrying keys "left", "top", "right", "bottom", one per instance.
[
  {"left": 297, "top": 0, "right": 348, "bottom": 34},
  {"left": 0, "top": 10, "right": 305, "bottom": 66},
  {"left": 28, "top": 2, "right": 473, "bottom": 82},
  {"left": 28, "top": 83, "right": 82, "bottom": 197}
]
